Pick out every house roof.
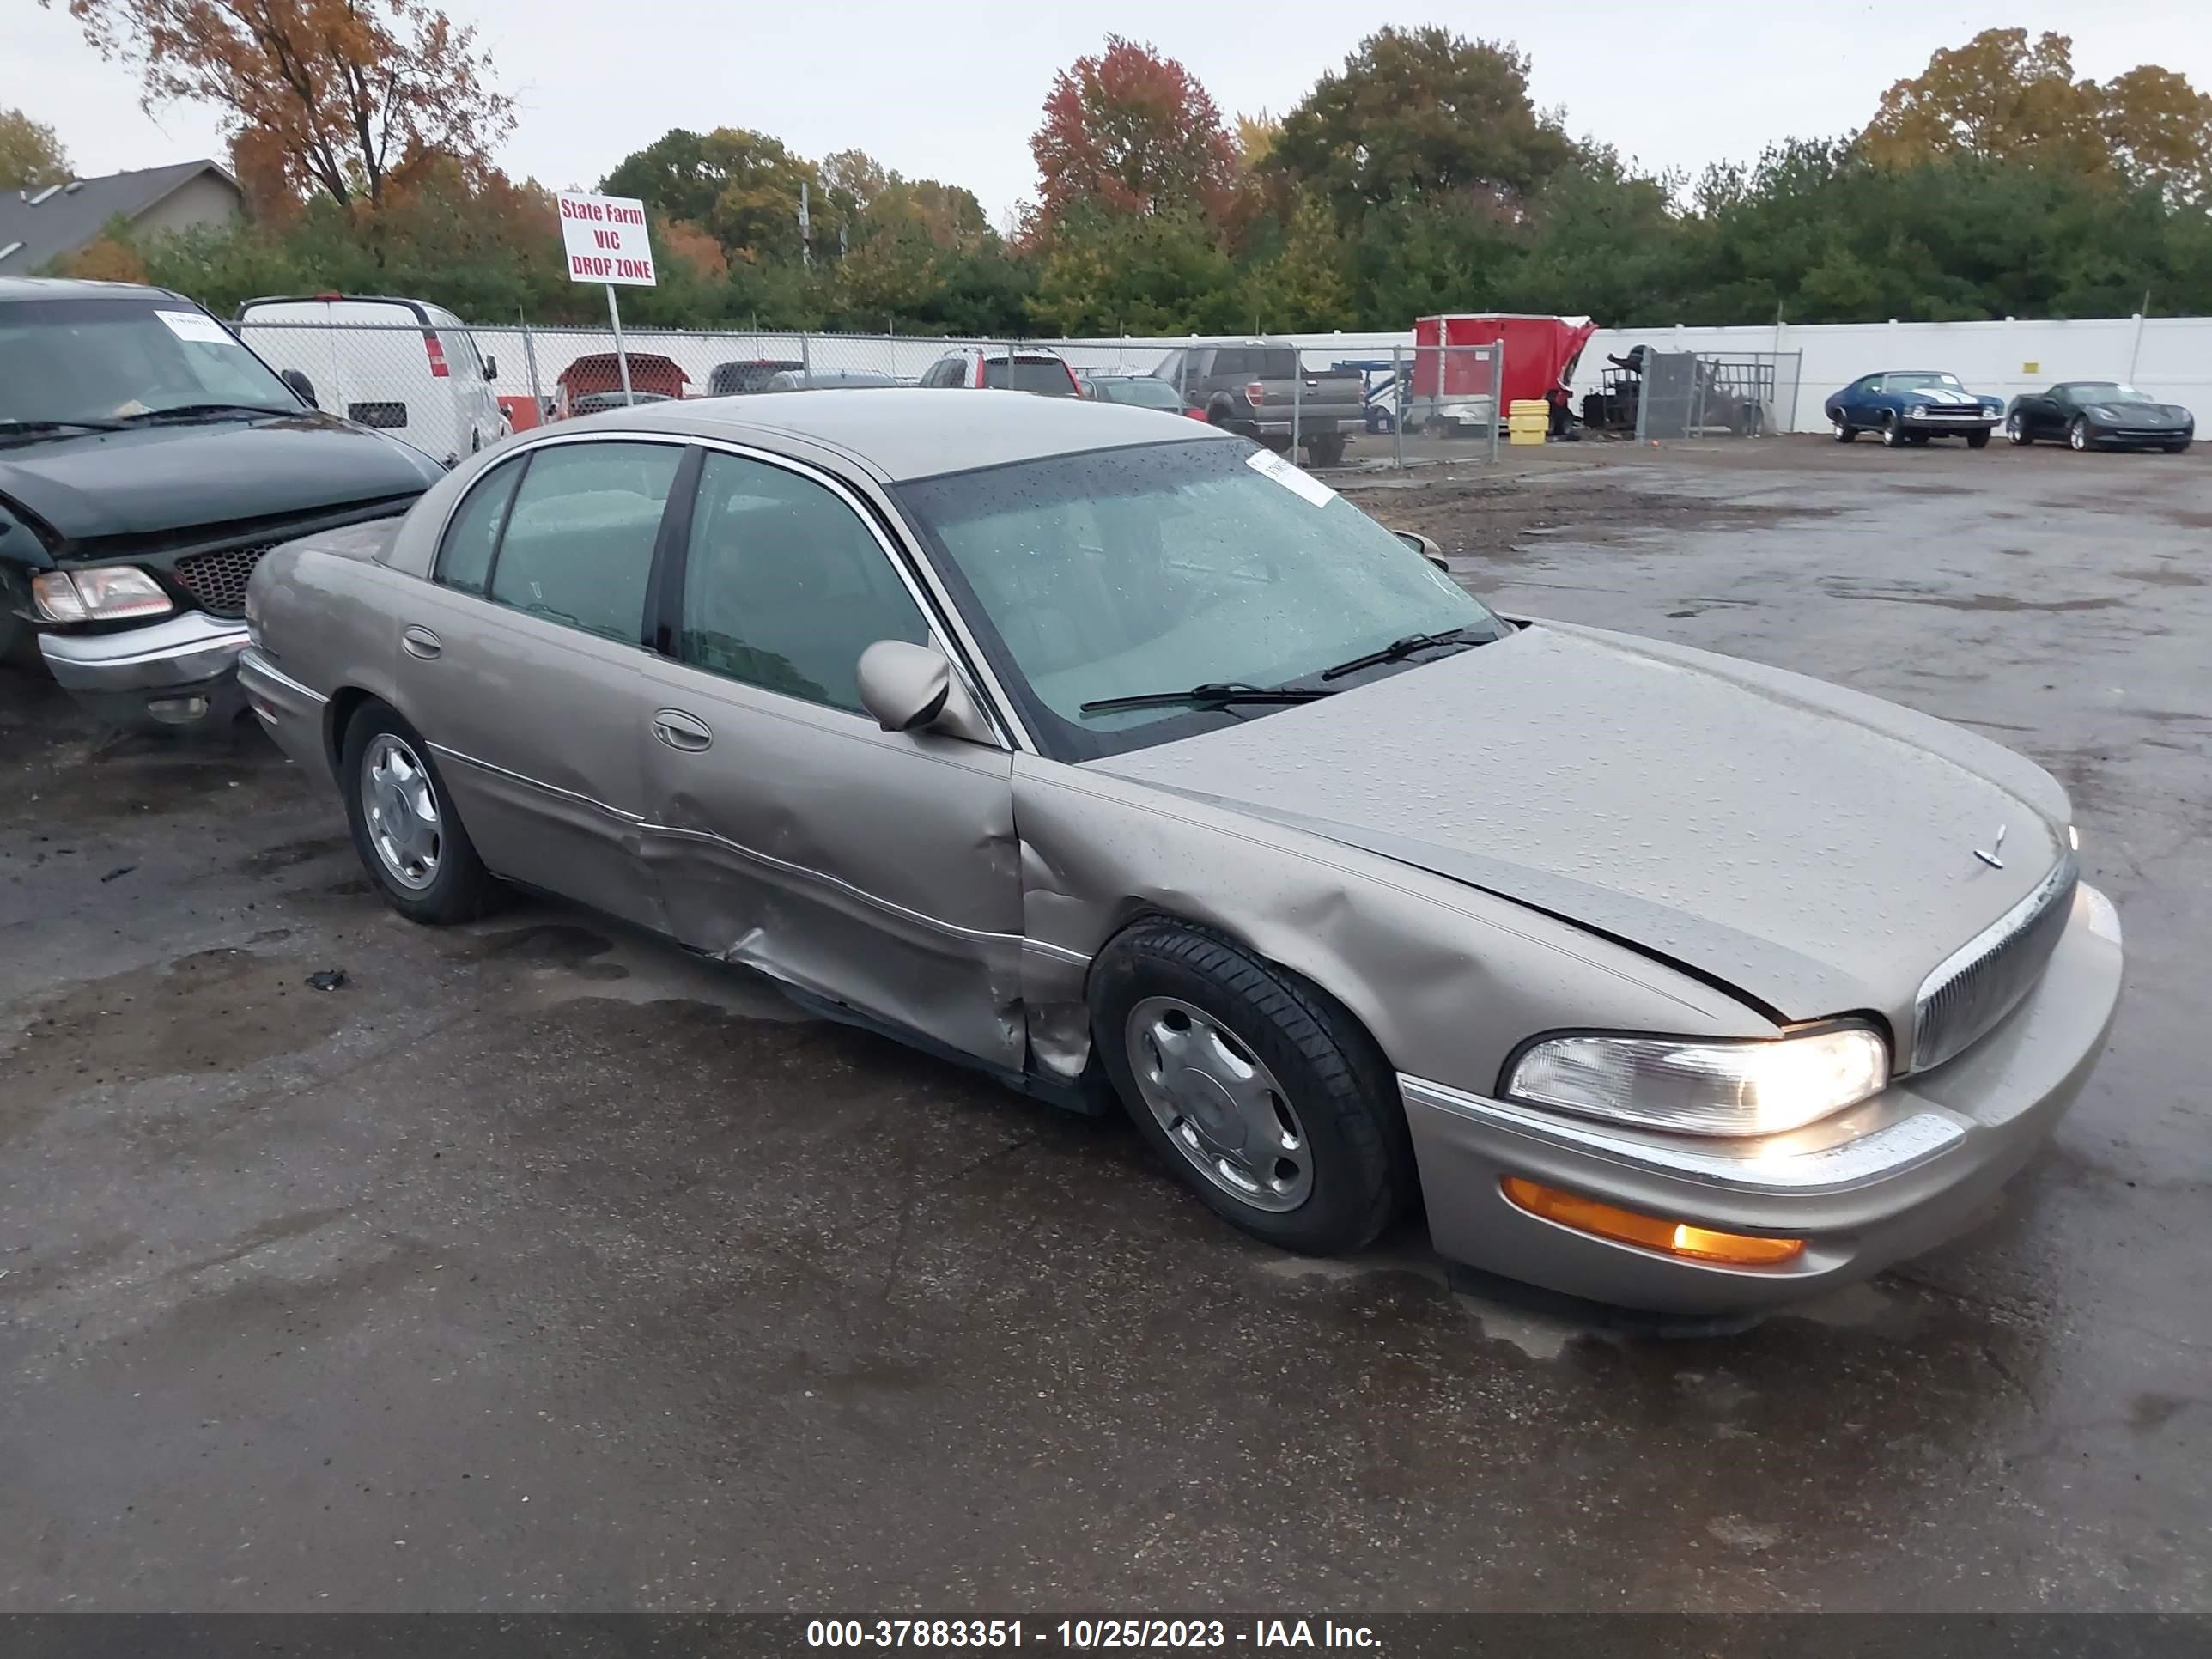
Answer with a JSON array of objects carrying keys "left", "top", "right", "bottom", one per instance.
[{"left": 0, "top": 161, "right": 238, "bottom": 276}]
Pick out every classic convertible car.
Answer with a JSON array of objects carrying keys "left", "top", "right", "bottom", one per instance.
[
  {"left": 1826, "top": 370, "right": 2004, "bottom": 447},
  {"left": 239, "top": 392, "right": 2123, "bottom": 1316},
  {"left": 2004, "top": 382, "right": 2195, "bottom": 452}
]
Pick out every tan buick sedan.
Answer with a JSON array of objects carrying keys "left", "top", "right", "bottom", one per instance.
[{"left": 240, "top": 392, "right": 2122, "bottom": 1315}]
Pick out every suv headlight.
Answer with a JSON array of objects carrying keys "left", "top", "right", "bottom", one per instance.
[
  {"left": 1503, "top": 1024, "right": 1889, "bottom": 1137},
  {"left": 31, "top": 566, "right": 174, "bottom": 623}
]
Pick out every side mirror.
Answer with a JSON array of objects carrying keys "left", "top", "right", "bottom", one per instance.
[
  {"left": 1395, "top": 529, "right": 1448, "bottom": 572},
  {"left": 856, "top": 640, "right": 994, "bottom": 744},
  {"left": 281, "top": 368, "right": 319, "bottom": 409},
  {"left": 483, "top": 355, "right": 499, "bottom": 380}
]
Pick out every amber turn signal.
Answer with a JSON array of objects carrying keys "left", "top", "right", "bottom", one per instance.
[{"left": 1500, "top": 1177, "right": 1806, "bottom": 1267}]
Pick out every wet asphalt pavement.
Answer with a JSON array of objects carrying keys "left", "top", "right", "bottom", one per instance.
[{"left": 1, "top": 438, "right": 2206, "bottom": 1613}]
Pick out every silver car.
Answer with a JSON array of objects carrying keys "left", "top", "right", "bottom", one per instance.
[{"left": 240, "top": 391, "right": 2123, "bottom": 1315}]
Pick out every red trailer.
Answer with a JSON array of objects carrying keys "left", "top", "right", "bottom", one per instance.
[{"left": 1409, "top": 314, "right": 1597, "bottom": 434}]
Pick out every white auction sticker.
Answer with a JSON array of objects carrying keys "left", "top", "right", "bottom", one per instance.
[
  {"left": 1245, "top": 447, "right": 1337, "bottom": 507},
  {"left": 155, "top": 309, "right": 233, "bottom": 344}
]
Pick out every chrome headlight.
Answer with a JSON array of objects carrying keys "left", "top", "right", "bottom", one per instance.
[
  {"left": 31, "top": 566, "right": 174, "bottom": 623},
  {"left": 1909, "top": 402, "right": 1930, "bottom": 416},
  {"left": 1503, "top": 1024, "right": 1890, "bottom": 1137}
]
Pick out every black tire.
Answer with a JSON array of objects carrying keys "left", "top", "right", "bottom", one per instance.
[
  {"left": 1831, "top": 416, "right": 1856, "bottom": 442},
  {"left": 1966, "top": 429, "right": 1990, "bottom": 450},
  {"left": 1090, "top": 920, "right": 1415, "bottom": 1255},
  {"left": 2166, "top": 441, "right": 2191, "bottom": 454},
  {"left": 338, "top": 698, "right": 500, "bottom": 925},
  {"left": 1881, "top": 413, "right": 1905, "bottom": 447},
  {"left": 2069, "top": 416, "right": 2094, "bottom": 452},
  {"left": 1908, "top": 432, "right": 1930, "bottom": 446},
  {"left": 1305, "top": 434, "right": 1346, "bottom": 467},
  {"left": 2006, "top": 412, "right": 2032, "bottom": 446}
]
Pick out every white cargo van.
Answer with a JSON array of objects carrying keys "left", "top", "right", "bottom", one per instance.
[{"left": 233, "top": 294, "right": 506, "bottom": 466}]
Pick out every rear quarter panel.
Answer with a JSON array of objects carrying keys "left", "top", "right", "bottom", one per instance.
[{"left": 248, "top": 520, "right": 412, "bottom": 781}]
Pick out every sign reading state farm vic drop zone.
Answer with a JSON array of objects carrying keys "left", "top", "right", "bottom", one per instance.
[{"left": 557, "top": 191, "right": 656, "bottom": 286}]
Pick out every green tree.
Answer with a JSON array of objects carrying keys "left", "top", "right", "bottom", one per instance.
[
  {"left": 0, "top": 107, "right": 71, "bottom": 189},
  {"left": 1271, "top": 27, "right": 1575, "bottom": 224}
]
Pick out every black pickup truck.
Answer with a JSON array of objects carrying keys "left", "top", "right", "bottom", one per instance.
[
  {"left": 1152, "top": 339, "right": 1365, "bottom": 466},
  {"left": 0, "top": 277, "right": 444, "bottom": 732}
]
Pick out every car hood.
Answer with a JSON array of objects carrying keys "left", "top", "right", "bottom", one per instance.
[
  {"left": 0, "top": 415, "right": 441, "bottom": 556},
  {"left": 2090, "top": 401, "right": 2187, "bottom": 423},
  {"left": 1086, "top": 621, "right": 2071, "bottom": 1027},
  {"left": 1902, "top": 385, "right": 1994, "bottom": 407}
]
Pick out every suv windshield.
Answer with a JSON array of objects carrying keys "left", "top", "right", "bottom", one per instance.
[
  {"left": 898, "top": 439, "right": 1507, "bottom": 758},
  {"left": 983, "top": 356, "right": 1075, "bottom": 395},
  {"left": 0, "top": 297, "right": 298, "bottom": 428}
]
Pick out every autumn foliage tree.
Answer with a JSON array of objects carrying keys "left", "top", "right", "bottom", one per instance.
[
  {"left": 1861, "top": 28, "right": 2212, "bottom": 203},
  {"left": 42, "top": 0, "right": 514, "bottom": 208},
  {"left": 1030, "top": 35, "right": 1237, "bottom": 231},
  {"left": 0, "top": 107, "right": 73, "bottom": 190}
]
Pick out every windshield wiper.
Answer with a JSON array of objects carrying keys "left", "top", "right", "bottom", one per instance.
[
  {"left": 0, "top": 417, "right": 129, "bottom": 436},
  {"left": 118, "top": 402, "right": 294, "bottom": 423},
  {"left": 1079, "top": 682, "right": 1335, "bottom": 715},
  {"left": 1317, "top": 628, "right": 1476, "bottom": 682}
]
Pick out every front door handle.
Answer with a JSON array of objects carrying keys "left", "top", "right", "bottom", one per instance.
[
  {"left": 401, "top": 626, "right": 441, "bottom": 660},
  {"left": 651, "top": 708, "right": 713, "bottom": 751}
]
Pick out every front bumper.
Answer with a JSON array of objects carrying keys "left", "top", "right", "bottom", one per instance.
[
  {"left": 2089, "top": 428, "right": 2191, "bottom": 448},
  {"left": 1401, "top": 883, "right": 2123, "bottom": 1314},
  {"left": 37, "top": 611, "right": 251, "bottom": 732},
  {"left": 1901, "top": 411, "right": 2001, "bottom": 432}
]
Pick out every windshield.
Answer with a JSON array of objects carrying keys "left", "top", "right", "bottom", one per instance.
[
  {"left": 897, "top": 439, "right": 1507, "bottom": 758},
  {"left": 0, "top": 297, "right": 298, "bottom": 428},
  {"left": 1883, "top": 372, "right": 1964, "bottom": 392},
  {"left": 2069, "top": 383, "right": 2146, "bottom": 403},
  {"left": 1098, "top": 378, "right": 1184, "bottom": 410}
]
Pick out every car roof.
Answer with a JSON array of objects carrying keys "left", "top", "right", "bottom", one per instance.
[
  {"left": 610, "top": 386, "right": 1229, "bottom": 481},
  {"left": 0, "top": 276, "right": 191, "bottom": 304}
]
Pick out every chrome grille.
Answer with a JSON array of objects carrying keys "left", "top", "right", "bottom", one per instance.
[
  {"left": 171, "top": 542, "right": 276, "bottom": 617},
  {"left": 1911, "top": 854, "right": 2077, "bottom": 1072}
]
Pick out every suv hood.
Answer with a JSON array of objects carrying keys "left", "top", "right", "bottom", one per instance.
[
  {"left": 0, "top": 415, "right": 440, "bottom": 555},
  {"left": 1089, "top": 622, "right": 2070, "bottom": 1028}
]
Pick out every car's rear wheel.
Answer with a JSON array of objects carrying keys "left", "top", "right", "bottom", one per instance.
[
  {"left": 2069, "top": 416, "right": 2094, "bottom": 452},
  {"left": 2006, "top": 412, "right": 2031, "bottom": 445},
  {"left": 1966, "top": 429, "right": 1990, "bottom": 449},
  {"left": 340, "top": 701, "right": 500, "bottom": 925},
  {"left": 1090, "top": 921, "right": 1414, "bottom": 1256},
  {"left": 1831, "top": 416, "right": 1856, "bottom": 442},
  {"left": 1881, "top": 413, "right": 1905, "bottom": 447}
]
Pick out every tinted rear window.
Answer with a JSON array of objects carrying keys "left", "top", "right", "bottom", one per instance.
[
  {"left": 1208, "top": 348, "right": 1297, "bottom": 379},
  {"left": 984, "top": 357, "right": 1075, "bottom": 395}
]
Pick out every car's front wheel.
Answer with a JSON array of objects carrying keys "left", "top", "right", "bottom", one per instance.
[
  {"left": 2069, "top": 416, "right": 2095, "bottom": 452},
  {"left": 340, "top": 700, "right": 500, "bottom": 925},
  {"left": 1091, "top": 921, "right": 1413, "bottom": 1256},
  {"left": 2007, "top": 412, "right": 2031, "bottom": 445},
  {"left": 1881, "top": 413, "right": 1906, "bottom": 447}
]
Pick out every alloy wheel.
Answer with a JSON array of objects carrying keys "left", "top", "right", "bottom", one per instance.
[
  {"left": 1125, "top": 996, "right": 1312, "bottom": 1213},
  {"left": 361, "top": 732, "right": 442, "bottom": 890}
]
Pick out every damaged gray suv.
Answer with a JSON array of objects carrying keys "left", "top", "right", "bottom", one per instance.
[{"left": 240, "top": 389, "right": 2122, "bottom": 1315}]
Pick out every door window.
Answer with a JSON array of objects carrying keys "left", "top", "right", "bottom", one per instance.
[
  {"left": 488, "top": 441, "right": 683, "bottom": 641},
  {"left": 436, "top": 456, "right": 526, "bottom": 594},
  {"left": 678, "top": 451, "right": 929, "bottom": 713}
]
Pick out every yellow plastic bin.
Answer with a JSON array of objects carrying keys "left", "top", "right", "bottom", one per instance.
[{"left": 1508, "top": 398, "right": 1549, "bottom": 446}]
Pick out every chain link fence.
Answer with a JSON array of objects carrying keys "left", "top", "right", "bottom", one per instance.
[
  {"left": 1580, "top": 348, "right": 1802, "bottom": 441},
  {"left": 229, "top": 315, "right": 1515, "bottom": 472}
]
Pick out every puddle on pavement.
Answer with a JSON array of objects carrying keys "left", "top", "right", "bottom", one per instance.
[{"left": 2, "top": 945, "right": 348, "bottom": 1100}]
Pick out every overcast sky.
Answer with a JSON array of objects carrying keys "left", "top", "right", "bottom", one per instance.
[{"left": 14, "top": 2, "right": 2212, "bottom": 226}]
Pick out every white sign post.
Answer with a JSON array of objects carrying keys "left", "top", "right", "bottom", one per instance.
[{"left": 557, "top": 191, "right": 656, "bottom": 404}]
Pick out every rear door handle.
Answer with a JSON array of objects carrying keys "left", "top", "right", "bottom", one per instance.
[
  {"left": 401, "top": 626, "right": 441, "bottom": 660},
  {"left": 651, "top": 708, "right": 712, "bottom": 751}
]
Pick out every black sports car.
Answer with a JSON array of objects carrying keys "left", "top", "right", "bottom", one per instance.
[{"left": 2005, "top": 382, "right": 2194, "bottom": 453}]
